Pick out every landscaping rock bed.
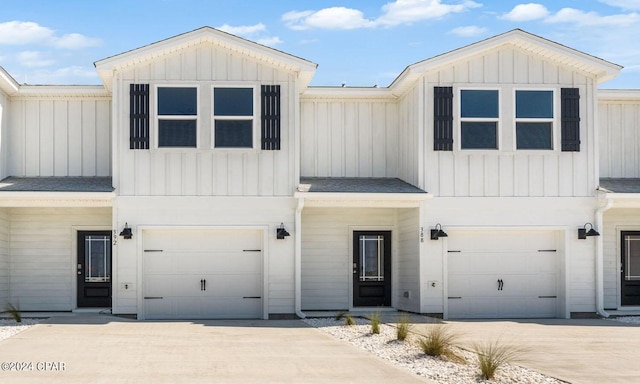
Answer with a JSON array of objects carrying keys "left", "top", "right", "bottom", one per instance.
[{"left": 0, "top": 318, "right": 42, "bottom": 343}]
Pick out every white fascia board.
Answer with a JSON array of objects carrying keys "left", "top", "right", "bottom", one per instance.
[
  {"left": 0, "top": 66, "right": 19, "bottom": 96},
  {"left": 0, "top": 191, "right": 115, "bottom": 207},
  {"left": 302, "top": 87, "right": 397, "bottom": 101},
  {"left": 294, "top": 191, "right": 432, "bottom": 207},
  {"left": 15, "top": 85, "right": 110, "bottom": 99},
  {"left": 598, "top": 89, "right": 640, "bottom": 101}
]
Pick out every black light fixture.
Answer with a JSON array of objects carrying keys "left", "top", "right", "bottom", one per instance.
[
  {"left": 578, "top": 223, "right": 600, "bottom": 239},
  {"left": 276, "top": 223, "right": 290, "bottom": 239},
  {"left": 430, "top": 223, "right": 448, "bottom": 240},
  {"left": 119, "top": 222, "right": 133, "bottom": 239}
]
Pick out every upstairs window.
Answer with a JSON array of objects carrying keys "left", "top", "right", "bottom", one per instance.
[
  {"left": 157, "top": 87, "right": 198, "bottom": 147},
  {"left": 460, "top": 90, "right": 499, "bottom": 149},
  {"left": 516, "top": 90, "right": 553, "bottom": 149},
  {"left": 213, "top": 87, "right": 255, "bottom": 148}
]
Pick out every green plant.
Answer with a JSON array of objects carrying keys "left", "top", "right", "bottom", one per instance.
[
  {"left": 334, "top": 311, "right": 346, "bottom": 321},
  {"left": 396, "top": 314, "right": 412, "bottom": 341},
  {"left": 419, "top": 325, "right": 462, "bottom": 362},
  {"left": 345, "top": 315, "right": 355, "bottom": 326},
  {"left": 474, "top": 340, "right": 528, "bottom": 380},
  {"left": 370, "top": 311, "right": 381, "bottom": 334},
  {"left": 4, "top": 302, "right": 21, "bottom": 323}
]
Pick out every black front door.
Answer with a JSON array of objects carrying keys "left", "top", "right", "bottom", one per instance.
[
  {"left": 621, "top": 231, "right": 640, "bottom": 306},
  {"left": 353, "top": 231, "right": 391, "bottom": 307},
  {"left": 77, "top": 231, "right": 112, "bottom": 308}
]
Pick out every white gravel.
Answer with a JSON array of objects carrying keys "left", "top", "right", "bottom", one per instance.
[
  {"left": 0, "top": 318, "right": 42, "bottom": 342},
  {"left": 608, "top": 316, "right": 640, "bottom": 324},
  {"left": 303, "top": 317, "right": 565, "bottom": 384}
]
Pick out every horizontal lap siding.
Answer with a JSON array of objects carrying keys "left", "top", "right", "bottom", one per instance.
[
  {"left": 599, "top": 100, "right": 640, "bottom": 178},
  {"left": 9, "top": 98, "right": 111, "bottom": 177},
  {"left": 8, "top": 207, "right": 111, "bottom": 311},
  {"left": 0, "top": 209, "right": 8, "bottom": 308},
  {"left": 424, "top": 46, "right": 595, "bottom": 197},
  {"left": 301, "top": 208, "right": 397, "bottom": 310},
  {"left": 117, "top": 43, "right": 294, "bottom": 196},
  {"left": 300, "top": 99, "right": 398, "bottom": 178},
  {"left": 0, "top": 92, "right": 9, "bottom": 179}
]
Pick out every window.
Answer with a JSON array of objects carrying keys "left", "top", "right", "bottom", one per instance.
[
  {"left": 157, "top": 87, "right": 197, "bottom": 147},
  {"left": 516, "top": 90, "right": 553, "bottom": 149},
  {"left": 460, "top": 90, "right": 499, "bottom": 149},
  {"left": 213, "top": 87, "right": 255, "bottom": 148}
]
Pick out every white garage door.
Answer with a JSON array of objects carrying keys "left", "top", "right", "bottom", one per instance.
[
  {"left": 447, "top": 230, "right": 558, "bottom": 319},
  {"left": 143, "top": 229, "right": 263, "bottom": 320}
]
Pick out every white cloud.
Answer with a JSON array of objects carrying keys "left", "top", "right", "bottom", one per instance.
[
  {"left": 598, "top": 0, "right": 640, "bottom": 11},
  {"left": 0, "top": 21, "right": 100, "bottom": 49},
  {"left": 282, "top": 0, "right": 481, "bottom": 30},
  {"left": 545, "top": 8, "right": 639, "bottom": 26},
  {"left": 255, "top": 36, "right": 283, "bottom": 46},
  {"left": 16, "top": 51, "right": 55, "bottom": 67},
  {"left": 448, "top": 25, "right": 488, "bottom": 37},
  {"left": 283, "top": 7, "right": 374, "bottom": 30},
  {"left": 22, "top": 66, "right": 99, "bottom": 85},
  {"left": 217, "top": 23, "right": 266, "bottom": 36},
  {"left": 501, "top": 3, "right": 549, "bottom": 21}
]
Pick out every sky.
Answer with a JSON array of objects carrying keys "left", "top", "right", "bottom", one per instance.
[{"left": 0, "top": 0, "right": 639, "bottom": 89}]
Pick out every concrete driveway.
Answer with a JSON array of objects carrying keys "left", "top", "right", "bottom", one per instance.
[
  {"left": 0, "top": 314, "right": 429, "bottom": 384},
  {"left": 408, "top": 317, "right": 640, "bottom": 384}
]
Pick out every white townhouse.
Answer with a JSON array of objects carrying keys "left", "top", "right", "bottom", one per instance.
[{"left": 1, "top": 27, "right": 639, "bottom": 320}]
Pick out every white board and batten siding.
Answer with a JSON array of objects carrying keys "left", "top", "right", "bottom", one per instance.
[
  {"left": 8, "top": 92, "right": 111, "bottom": 177},
  {"left": 114, "top": 42, "right": 296, "bottom": 197},
  {"left": 598, "top": 93, "right": 640, "bottom": 178},
  {"left": 0, "top": 91, "right": 10, "bottom": 180},
  {"left": 301, "top": 207, "right": 420, "bottom": 311},
  {"left": 300, "top": 97, "right": 399, "bottom": 178},
  {"left": 0, "top": 209, "right": 8, "bottom": 308},
  {"left": 412, "top": 46, "right": 598, "bottom": 198},
  {"left": 7, "top": 207, "right": 112, "bottom": 311}
]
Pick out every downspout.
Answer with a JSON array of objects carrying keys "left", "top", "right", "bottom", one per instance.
[
  {"left": 295, "top": 197, "right": 305, "bottom": 319},
  {"left": 595, "top": 195, "right": 613, "bottom": 318}
]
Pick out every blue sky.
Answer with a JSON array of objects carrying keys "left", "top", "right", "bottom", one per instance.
[{"left": 1, "top": 0, "right": 639, "bottom": 89}]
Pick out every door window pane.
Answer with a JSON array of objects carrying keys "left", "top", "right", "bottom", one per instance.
[
  {"left": 625, "top": 235, "right": 640, "bottom": 280},
  {"left": 85, "top": 235, "right": 111, "bottom": 283},
  {"left": 359, "top": 235, "right": 385, "bottom": 282}
]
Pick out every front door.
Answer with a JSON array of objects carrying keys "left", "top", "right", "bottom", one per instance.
[
  {"left": 621, "top": 232, "right": 640, "bottom": 306},
  {"left": 353, "top": 231, "right": 391, "bottom": 307},
  {"left": 77, "top": 231, "right": 112, "bottom": 308}
]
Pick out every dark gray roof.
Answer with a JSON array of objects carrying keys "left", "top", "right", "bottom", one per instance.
[
  {"left": 299, "top": 177, "right": 427, "bottom": 194},
  {"left": 0, "top": 177, "right": 114, "bottom": 192},
  {"left": 599, "top": 178, "right": 640, "bottom": 194}
]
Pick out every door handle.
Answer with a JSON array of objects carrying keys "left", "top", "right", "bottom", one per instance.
[
  {"left": 200, "top": 279, "right": 204, "bottom": 291},
  {"left": 497, "top": 279, "right": 504, "bottom": 291},
  {"left": 353, "top": 262, "right": 357, "bottom": 274},
  {"left": 203, "top": 279, "right": 206, "bottom": 291}
]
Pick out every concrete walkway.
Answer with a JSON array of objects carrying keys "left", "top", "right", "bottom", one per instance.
[
  {"left": 378, "top": 312, "right": 640, "bottom": 384},
  {"left": 0, "top": 314, "right": 430, "bottom": 384}
]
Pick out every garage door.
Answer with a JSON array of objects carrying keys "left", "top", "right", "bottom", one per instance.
[
  {"left": 447, "top": 230, "right": 558, "bottom": 319},
  {"left": 143, "top": 229, "right": 263, "bottom": 320}
]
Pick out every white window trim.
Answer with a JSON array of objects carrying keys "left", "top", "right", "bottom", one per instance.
[
  {"left": 211, "top": 84, "right": 260, "bottom": 150},
  {"left": 458, "top": 87, "right": 502, "bottom": 151},
  {"left": 154, "top": 84, "right": 201, "bottom": 149},
  {"left": 513, "top": 88, "right": 557, "bottom": 151}
]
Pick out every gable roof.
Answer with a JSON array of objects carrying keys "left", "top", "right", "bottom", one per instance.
[
  {"left": 389, "top": 29, "right": 622, "bottom": 96},
  {"left": 0, "top": 66, "right": 19, "bottom": 96},
  {"left": 94, "top": 26, "right": 318, "bottom": 91}
]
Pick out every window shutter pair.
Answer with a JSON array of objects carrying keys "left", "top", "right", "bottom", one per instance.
[
  {"left": 432, "top": 86, "right": 581, "bottom": 152},
  {"left": 129, "top": 84, "right": 281, "bottom": 150}
]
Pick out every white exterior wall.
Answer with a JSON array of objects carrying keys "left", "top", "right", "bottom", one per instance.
[
  {"left": 113, "top": 196, "right": 296, "bottom": 315},
  {"left": 300, "top": 97, "right": 399, "bottom": 177},
  {"left": 397, "top": 86, "right": 421, "bottom": 187},
  {"left": 114, "top": 43, "right": 297, "bottom": 197},
  {"left": 301, "top": 207, "right": 419, "bottom": 311},
  {"left": 0, "top": 91, "right": 9, "bottom": 180},
  {"left": 423, "top": 46, "right": 597, "bottom": 197},
  {"left": 0, "top": 209, "right": 8, "bottom": 308},
  {"left": 8, "top": 207, "right": 112, "bottom": 311},
  {"left": 421, "top": 197, "right": 596, "bottom": 317},
  {"left": 598, "top": 96, "right": 640, "bottom": 178},
  {"left": 8, "top": 96, "right": 111, "bottom": 177},
  {"left": 602, "top": 208, "right": 640, "bottom": 309}
]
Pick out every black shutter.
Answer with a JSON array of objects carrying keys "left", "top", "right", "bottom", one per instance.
[
  {"left": 261, "top": 85, "right": 281, "bottom": 150},
  {"left": 434, "top": 86, "right": 453, "bottom": 151},
  {"left": 561, "top": 88, "right": 580, "bottom": 152},
  {"left": 129, "top": 84, "right": 150, "bottom": 149}
]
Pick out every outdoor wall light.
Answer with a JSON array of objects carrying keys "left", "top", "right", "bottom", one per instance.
[
  {"left": 119, "top": 223, "right": 133, "bottom": 239},
  {"left": 578, "top": 223, "right": 600, "bottom": 239},
  {"left": 276, "top": 223, "right": 290, "bottom": 239},
  {"left": 430, "top": 223, "right": 448, "bottom": 240}
]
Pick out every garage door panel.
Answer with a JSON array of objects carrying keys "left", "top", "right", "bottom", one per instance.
[
  {"left": 205, "top": 274, "right": 262, "bottom": 295},
  {"left": 448, "top": 230, "right": 559, "bottom": 319}
]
